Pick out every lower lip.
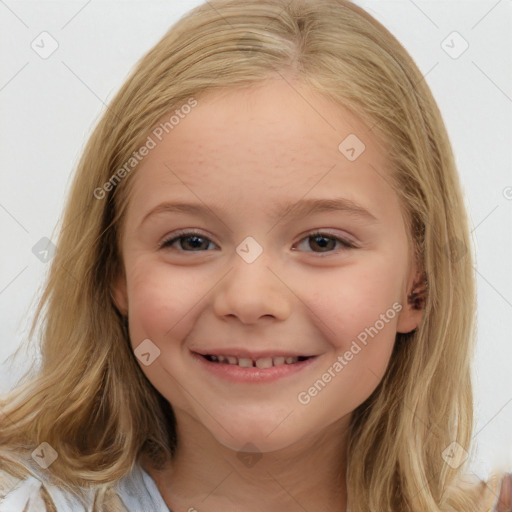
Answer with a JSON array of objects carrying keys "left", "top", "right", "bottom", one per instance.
[{"left": 191, "top": 352, "right": 319, "bottom": 383}]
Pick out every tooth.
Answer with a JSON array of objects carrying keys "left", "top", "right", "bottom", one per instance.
[
  {"left": 217, "top": 355, "right": 227, "bottom": 363},
  {"left": 255, "top": 357, "right": 273, "bottom": 369},
  {"left": 272, "top": 356, "right": 285, "bottom": 366},
  {"left": 238, "top": 358, "right": 253, "bottom": 368},
  {"left": 227, "top": 356, "right": 237, "bottom": 365},
  {"left": 210, "top": 355, "right": 218, "bottom": 362},
  {"left": 285, "top": 356, "right": 298, "bottom": 364}
]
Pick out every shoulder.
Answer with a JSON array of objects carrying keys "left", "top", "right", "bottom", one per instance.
[
  {"left": 495, "top": 472, "right": 512, "bottom": 512},
  {"left": 0, "top": 453, "right": 95, "bottom": 512},
  {"left": 444, "top": 470, "right": 512, "bottom": 512},
  {"left": 0, "top": 464, "right": 58, "bottom": 511},
  {"left": 0, "top": 449, "right": 131, "bottom": 512},
  {"left": 0, "top": 449, "right": 169, "bottom": 512}
]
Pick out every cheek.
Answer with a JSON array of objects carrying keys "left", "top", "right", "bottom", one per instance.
[
  {"left": 301, "top": 255, "right": 405, "bottom": 345},
  {"left": 125, "top": 257, "right": 203, "bottom": 347},
  {"left": 124, "top": 258, "right": 205, "bottom": 412},
  {"left": 295, "top": 255, "right": 404, "bottom": 407},
  {"left": 297, "top": 279, "right": 401, "bottom": 416}
]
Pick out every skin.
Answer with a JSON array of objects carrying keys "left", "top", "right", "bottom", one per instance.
[{"left": 113, "top": 78, "right": 424, "bottom": 512}]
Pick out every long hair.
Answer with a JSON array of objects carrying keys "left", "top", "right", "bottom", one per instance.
[{"left": 0, "top": 0, "right": 503, "bottom": 510}]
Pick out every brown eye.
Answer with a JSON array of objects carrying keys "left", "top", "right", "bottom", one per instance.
[
  {"left": 294, "top": 232, "right": 356, "bottom": 253},
  {"left": 160, "top": 232, "right": 216, "bottom": 251},
  {"left": 309, "top": 234, "right": 337, "bottom": 252}
]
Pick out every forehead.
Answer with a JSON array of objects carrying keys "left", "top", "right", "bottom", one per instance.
[{"left": 125, "top": 79, "right": 397, "bottom": 220}]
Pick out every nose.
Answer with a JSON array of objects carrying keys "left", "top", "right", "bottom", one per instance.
[{"left": 212, "top": 249, "right": 292, "bottom": 325}]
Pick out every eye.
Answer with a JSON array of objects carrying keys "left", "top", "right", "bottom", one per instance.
[
  {"left": 159, "top": 230, "right": 356, "bottom": 254},
  {"left": 159, "top": 231, "right": 218, "bottom": 252},
  {"left": 293, "top": 232, "right": 356, "bottom": 253}
]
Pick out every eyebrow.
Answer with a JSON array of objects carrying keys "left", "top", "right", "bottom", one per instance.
[{"left": 140, "top": 197, "right": 378, "bottom": 228}]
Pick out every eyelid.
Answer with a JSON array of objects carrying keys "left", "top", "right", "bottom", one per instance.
[
  {"left": 158, "top": 228, "right": 218, "bottom": 250},
  {"left": 159, "top": 229, "right": 358, "bottom": 254},
  {"left": 292, "top": 230, "right": 357, "bottom": 254}
]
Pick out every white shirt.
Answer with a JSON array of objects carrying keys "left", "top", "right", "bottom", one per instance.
[{"left": 0, "top": 457, "right": 171, "bottom": 511}]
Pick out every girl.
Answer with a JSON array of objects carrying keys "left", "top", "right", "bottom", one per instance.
[{"left": 0, "top": 0, "right": 510, "bottom": 510}]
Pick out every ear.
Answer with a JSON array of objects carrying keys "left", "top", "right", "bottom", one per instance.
[
  {"left": 396, "top": 261, "right": 426, "bottom": 334},
  {"left": 111, "top": 271, "right": 128, "bottom": 316}
]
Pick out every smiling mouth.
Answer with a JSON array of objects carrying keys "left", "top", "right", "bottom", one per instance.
[{"left": 200, "top": 354, "right": 313, "bottom": 369}]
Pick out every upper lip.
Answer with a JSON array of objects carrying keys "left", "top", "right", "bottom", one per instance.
[{"left": 192, "top": 348, "right": 317, "bottom": 359}]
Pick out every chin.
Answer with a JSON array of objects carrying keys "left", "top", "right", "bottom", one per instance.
[{"left": 208, "top": 421, "right": 305, "bottom": 454}]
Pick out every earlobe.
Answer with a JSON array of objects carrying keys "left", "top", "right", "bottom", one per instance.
[
  {"left": 397, "top": 270, "right": 426, "bottom": 334},
  {"left": 111, "top": 273, "right": 128, "bottom": 316}
]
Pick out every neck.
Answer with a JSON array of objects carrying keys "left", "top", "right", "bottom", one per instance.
[{"left": 141, "top": 414, "right": 351, "bottom": 512}]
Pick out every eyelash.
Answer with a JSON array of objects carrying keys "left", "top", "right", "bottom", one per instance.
[{"left": 158, "top": 229, "right": 357, "bottom": 255}]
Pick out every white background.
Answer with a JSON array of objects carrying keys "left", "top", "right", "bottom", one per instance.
[{"left": 0, "top": 0, "right": 511, "bottom": 480}]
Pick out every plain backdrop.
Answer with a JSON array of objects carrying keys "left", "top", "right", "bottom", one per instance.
[{"left": 1, "top": 0, "right": 511, "bottom": 480}]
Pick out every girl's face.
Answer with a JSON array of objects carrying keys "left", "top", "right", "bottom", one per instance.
[{"left": 114, "top": 79, "right": 423, "bottom": 453}]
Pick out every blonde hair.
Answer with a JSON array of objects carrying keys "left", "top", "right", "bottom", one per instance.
[{"left": 0, "top": 0, "right": 505, "bottom": 510}]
